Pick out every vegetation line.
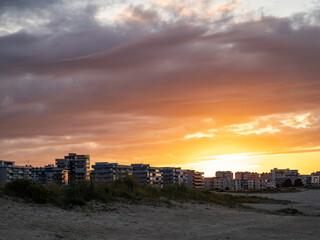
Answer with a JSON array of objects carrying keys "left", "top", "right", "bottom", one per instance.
[{"left": 1, "top": 178, "right": 291, "bottom": 210}]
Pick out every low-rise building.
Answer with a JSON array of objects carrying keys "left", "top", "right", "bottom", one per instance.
[{"left": 0, "top": 160, "right": 31, "bottom": 183}]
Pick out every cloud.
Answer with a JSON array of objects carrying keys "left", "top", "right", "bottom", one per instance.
[
  {"left": 280, "top": 113, "right": 311, "bottom": 129},
  {"left": 117, "top": 5, "right": 160, "bottom": 24},
  {"left": 224, "top": 112, "right": 319, "bottom": 134},
  {"left": 0, "top": 0, "right": 320, "bottom": 166},
  {"left": 227, "top": 123, "right": 280, "bottom": 135},
  {"left": 185, "top": 132, "right": 215, "bottom": 139}
]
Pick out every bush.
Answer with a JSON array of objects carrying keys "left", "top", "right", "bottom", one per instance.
[
  {"left": 161, "top": 183, "right": 189, "bottom": 201},
  {"left": 60, "top": 181, "right": 114, "bottom": 207},
  {"left": 282, "top": 179, "right": 293, "bottom": 188},
  {"left": 5, "top": 179, "right": 49, "bottom": 204},
  {"left": 294, "top": 179, "right": 304, "bottom": 187}
]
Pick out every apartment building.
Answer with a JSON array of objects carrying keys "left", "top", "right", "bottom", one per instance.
[
  {"left": 206, "top": 171, "right": 276, "bottom": 191},
  {"left": 259, "top": 172, "right": 276, "bottom": 189},
  {"left": 216, "top": 171, "right": 233, "bottom": 179},
  {"left": 131, "top": 164, "right": 162, "bottom": 187},
  {"left": 31, "top": 164, "right": 68, "bottom": 184},
  {"left": 204, "top": 177, "right": 214, "bottom": 190},
  {"left": 160, "top": 167, "right": 183, "bottom": 187},
  {"left": 298, "top": 175, "right": 311, "bottom": 186},
  {"left": 90, "top": 162, "right": 132, "bottom": 183},
  {"left": 271, "top": 168, "right": 299, "bottom": 187},
  {"left": 212, "top": 171, "right": 234, "bottom": 190},
  {"left": 149, "top": 167, "right": 163, "bottom": 187},
  {"left": 56, "top": 153, "right": 90, "bottom": 182},
  {"left": 181, "top": 170, "right": 204, "bottom": 189},
  {"left": 0, "top": 160, "right": 31, "bottom": 183},
  {"left": 234, "top": 171, "right": 261, "bottom": 190},
  {"left": 310, "top": 172, "right": 320, "bottom": 186}
]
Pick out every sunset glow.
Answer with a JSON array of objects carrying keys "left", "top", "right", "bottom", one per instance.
[{"left": 1, "top": 0, "right": 320, "bottom": 176}]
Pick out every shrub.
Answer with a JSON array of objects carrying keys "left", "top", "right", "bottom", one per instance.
[
  {"left": 161, "top": 183, "right": 189, "bottom": 201},
  {"left": 282, "top": 179, "right": 293, "bottom": 188},
  {"left": 294, "top": 179, "right": 304, "bottom": 187},
  {"left": 5, "top": 179, "right": 49, "bottom": 204}
]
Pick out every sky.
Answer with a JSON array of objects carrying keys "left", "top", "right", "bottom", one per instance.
[{"left": 0, "top": 0, "right": 320, "bottom": 176}]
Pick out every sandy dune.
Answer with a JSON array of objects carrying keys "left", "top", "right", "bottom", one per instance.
[{"left": 1, "top": 191, "right": 320, "bottom": 240}]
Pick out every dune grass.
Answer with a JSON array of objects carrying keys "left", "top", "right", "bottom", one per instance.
[
  {"left": 3, "top": 178, "right": 291, "bottom": 209},
  {"left": 0, "top": 184, "right": 4, "bottom": 197}
]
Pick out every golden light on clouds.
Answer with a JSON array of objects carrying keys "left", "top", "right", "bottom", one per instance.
[
  {"left": 226, "top": 122, "right": 281, "bottom": 135},
  {"left": 185, "top": 129, "right": 217, "bottom": 139},
  {"left": 280, "top": 113, "right": 311, "bottom": 129}
]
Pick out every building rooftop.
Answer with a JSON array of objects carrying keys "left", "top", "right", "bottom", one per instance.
[{"left": 0, "top": 160, "right": 15, "bottom": 166}]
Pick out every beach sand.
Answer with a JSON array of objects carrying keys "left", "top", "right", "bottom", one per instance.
[
  {"left": 1, "top": 190, "right": 320, "bottom": 240},
  {"left": 241, "top": 189, "right": 320, "bottom": 216}
]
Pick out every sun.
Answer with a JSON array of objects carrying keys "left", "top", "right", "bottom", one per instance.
[{"left": 182, "top": 153, "right": 261, "bottom": 177}]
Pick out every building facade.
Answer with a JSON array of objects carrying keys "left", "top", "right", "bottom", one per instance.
[
  {"left": 311, "top": 172, "right": 320, "bottom": 186},
  {"left": 182, "top": 170, "right": 204, "bottom": 189},
  {"left": 31, "top": 164, "right": 68, "bottom": 184},
  {"left": 90, "top": 162, "right": 132, "bottom": 183},
  {"left": 131, "top": 164, "right": 163, "bottom": 187},
  {"left": 160, "top": 167, "right": 183, "bottom": 187},
  {"left": 214, "top": 171, "right": 234, "bottom": 190},
  {"left": 56, "top": 153, "right": 90, "bottom": 182},
  {"left": 271, "top": 168, "right": 299, "bottom": 187},
  {"left": 0, "top": 160, "right": 31, "bottom": 183}
]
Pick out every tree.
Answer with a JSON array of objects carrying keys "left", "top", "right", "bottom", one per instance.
[
  {"left": 282, "top": 179, "right": 293, "bottom": 188},
  {"left": 294, "top": 178, "right": 304, "bottom": 187}
]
